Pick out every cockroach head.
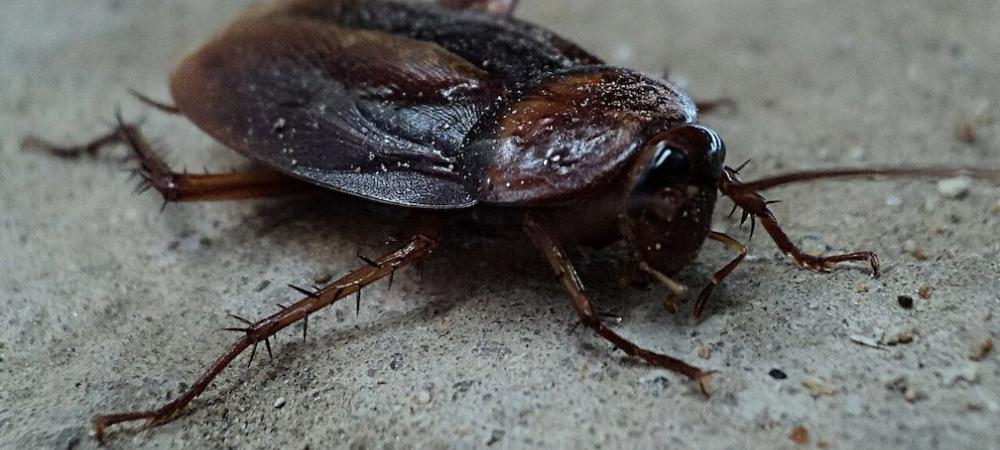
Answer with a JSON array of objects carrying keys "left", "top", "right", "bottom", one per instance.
[{"left": 620, "top": 124, "right": 726, "bottom": 274}]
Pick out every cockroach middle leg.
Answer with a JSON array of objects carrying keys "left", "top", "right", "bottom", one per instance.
[
  {"left": 524, "top": 215, "right": 715, "bottom": 393},
  {"left": 91, "top": 226, "right": 442, "bottom": 442},
  {"left": 693, "top": 232, "right": 747, "bottom": 319},
  {"left": 23, "top": 115, "right": 309, "bottom": 202}
]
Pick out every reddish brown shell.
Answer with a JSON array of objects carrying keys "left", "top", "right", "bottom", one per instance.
[
  {"left": 169, "top": 0, "right": 692, "bottom": 208},
  {"left": 456, "top": 67, "right": 697, "bottom": 206}
]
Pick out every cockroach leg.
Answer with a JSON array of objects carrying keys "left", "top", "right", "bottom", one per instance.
[
  {"left": 721, "top": 166, "right": 1000, "bottom": 276},
  {"left": 720, "top": 170, "right": 880, "bottom": 277},
  {"left": 24, "top": 115, "right": 309, "bottom": 203},
  {"left": 524, "top": 215, "right": 715, "bottom": 394},
  {"left": 695, "top": 98, "right": 738, "bottom": 115},
  {"left": 21, "top": 130, "right": 121, "bottom": 159},
  {"left": 91, "top": 227, "right": 442, "bottom": 442},
  {"left": 693, "top": 232, "right": 747, "bottom": 319},
  {"left": 128, "top": 88, "right": 181, "bottom": 115},
  {"left": 637, "top": 261, "right": 689, "bottom": 314}
]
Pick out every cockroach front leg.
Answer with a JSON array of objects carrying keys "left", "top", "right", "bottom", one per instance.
[
  {"left": 720, "top": 170, "right": 880, "bottom": 277},
  {"left": 693, "top": 232, "right": 747, "bottom": 319},
  {"left": 91, "top": 224, "right": 442, "bottom": 442},
  {"left": 636, "top": 261, "right": 689, "bottom": 314},
  {"left": 523, "top": 215, "right": 715, "bottom": 393},
  {"left": 23, "top": 115, "right": 310, "bottom": 203}
]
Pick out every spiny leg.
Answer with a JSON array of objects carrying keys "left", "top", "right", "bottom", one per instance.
[
  {"left": 720, "top": 169, "right": 879, "bottom": 276},
  {"left": 523, "top": 215, "right": 714, "bottom": 393},
  {"left": 719, "top": 165, "right": 1000, "bottom": 273},
  {"left": 23, "top": 116, "right": 310, "bottom": 202},
  {"left": 91, "top": 222, "right": 442, "bottom": 442},
  {"left": 693, "top": 232, "right": 748, "bottom": 319}
]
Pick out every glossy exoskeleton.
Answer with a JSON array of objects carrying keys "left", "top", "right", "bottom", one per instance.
[{"left": 25, "top": 0, "right": 1000, "bottom": 441}]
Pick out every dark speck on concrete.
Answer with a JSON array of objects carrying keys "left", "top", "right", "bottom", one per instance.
[
  {"left": 486, "top": 429, "right": 505, "bottom": 446},
  {"left": 898, "top": 295, "right": 915, "bottom": 309},
  {"left": 390, "top": 352, "right": 404, "bottom": 370},
  {"left": 769, "top": 369, "right": 788, "bottom": 380}
]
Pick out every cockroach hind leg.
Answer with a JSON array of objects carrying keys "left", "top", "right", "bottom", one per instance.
[
  {"left": 30, "top": 115, "right": 309, "bottom": 204},
  {"left": 88, "top": 231, "right": 441, "bottom": 442}
]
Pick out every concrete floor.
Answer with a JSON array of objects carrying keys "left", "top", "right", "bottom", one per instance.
[{"left": 2, "top": 1, "right": 998, "bottom": 449}]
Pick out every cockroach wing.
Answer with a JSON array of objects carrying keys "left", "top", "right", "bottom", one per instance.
[
  {"left": 170, "top": 7, "right": 499, "bottom": 208},
  {"left": 295, "top": 0, "right": 602, "bottom": 81},
  {"left": 437, "top": 0, "right": 519, "bottom": 16},
  {"left": 456, "top": 67, "right": 698, "bottom": 205}
]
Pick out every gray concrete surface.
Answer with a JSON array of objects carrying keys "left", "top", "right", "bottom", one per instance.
[{"left": 2, "top": 1, "right": 999, "bottom": 449}]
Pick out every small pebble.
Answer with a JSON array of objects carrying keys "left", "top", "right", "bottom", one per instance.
[
  {"left": 955, "top": 121, "right": 977, "bottom": 144},
  {"left": 698, "top": 346, "right": 712, "bottom": 360},
  {"left": 910, "top": 249, "right": 928, "bottom": 261},
  {"left": 904, "top": 387, "right": 928, "bottom": 403},
  {"left": 273, "top": 397, "right": 286, "bottom": 409},
  {"left": 937, "top": 176, "right": 973, "bottom": 199},
  {"left": 897, "top": 295, "right": 914, "bottom": 309},
  {"left": 789, "top": 425, "right": 810, "bottom": 445},
  {"left": 942, "top": 365, "right": 980, "bottom": 386},
  {"left": 970, "top": 339, "right": 993, "bottom": 361},
  {"left": 802, "top": 376, "right": 838, "bottom": 396},
  {"left": 918, "top": 286, "right": 933, "bottom": 299},
  {"left": 886, "top": 376, "right": 908, "bottom": 394},
  {"left": 856, "top": 283, "right": 870, "bottom": 294},
  {"left": 486, "top": 429, "right": 505, "bottom": 446},
  {"left": 769, "top": 369, "right": 788, "bottom": 380},
  {"left": 885, "top": 330, "right": 914, "bottom": 346}
]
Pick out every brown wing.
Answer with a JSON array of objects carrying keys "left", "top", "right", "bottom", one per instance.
[
  {"left": 170, "top": 1, "right": 499, "bottom": 208},
  {"left": 437, "top": 0, "right": 519, "bottom": 16}
]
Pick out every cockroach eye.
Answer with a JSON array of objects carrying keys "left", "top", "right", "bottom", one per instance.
[{"left": 633, "top": 143, "right": 691, "bottom": 196}]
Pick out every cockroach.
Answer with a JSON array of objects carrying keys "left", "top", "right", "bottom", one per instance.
[{"left": 24, "top": 0, "right": 1000, "bottom": 442}]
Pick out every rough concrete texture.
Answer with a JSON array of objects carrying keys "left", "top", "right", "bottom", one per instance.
[{"left": 2, "top": 1, "right": 999, "bottom": 449}]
